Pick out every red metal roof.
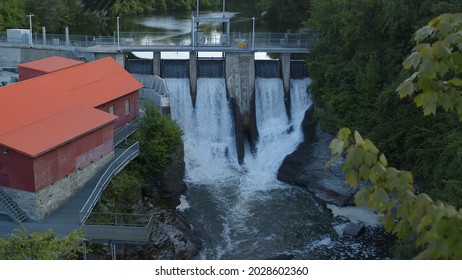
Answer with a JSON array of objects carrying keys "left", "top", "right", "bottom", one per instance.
[
  {"left": 0, "top": 57, "right": 141, "bottom": 157},
  {"left": 0, "top": 105, "right": 117, "bottom": 157},
  {"left": 18, "top": 56, "right": 84, "bottom": 74},
  {"left": 57, "top": 57, "right": 144, "bottom": 107}
]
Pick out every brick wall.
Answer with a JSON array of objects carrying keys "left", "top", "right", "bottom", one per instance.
[{"left": 1, "top": 151, "right": 114, "bottom": 220}]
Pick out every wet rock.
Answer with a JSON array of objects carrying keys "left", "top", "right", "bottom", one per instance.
[
  {"left": 135, "top": 209, "right": 202, "bottom": 260},
  {"left": 143, "top": 144, "right": 187, "bottom": 209},
  {"left": 343, "top": 222, "right": 365, "bottom": 237},
  {"left": 266, "top": 253, "right": 295, "bottom": 260},
  {"left": 277, "top": 105, "right": 356, "bottom": 206}
]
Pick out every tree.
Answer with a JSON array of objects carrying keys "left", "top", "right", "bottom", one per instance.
[
  {"left": 308, "top": 0, "right": 462, "bottom": 211},
  {"left": 0, "top": 227, "right": 85, "bottom": 260},
  {"left": 0, "top": 0, "right": 26, "bottom": 30},
  {"left": 326, "top": 13, "right": 462, "bottom": 259},
  {"left": 134, "top": 102, "right": 183, "bottom": 183}
]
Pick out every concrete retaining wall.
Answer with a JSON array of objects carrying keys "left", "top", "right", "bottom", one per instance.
[{"left": 0, "top": 45, "right": 125, "bottom": 68}]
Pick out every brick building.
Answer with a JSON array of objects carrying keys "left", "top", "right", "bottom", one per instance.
[
  {"left": 0, "top": 57, "right": 143, "bottom": 220},
  {"left": 18, "top": 56, "right": 84, "bottom": 81}
]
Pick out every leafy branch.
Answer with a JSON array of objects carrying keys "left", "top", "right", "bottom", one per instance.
[
  {"left": 326, "top": 129, "right": 462, "bottom": 259},
  {"left": 326, "top": 13, "right": 462, "bottom": 259}
]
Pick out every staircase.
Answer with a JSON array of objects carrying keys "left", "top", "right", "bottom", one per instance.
[
  {"left": 71, "top": 48, "right": 96, "bottom": 62},
  {"left": 0, "top": 189, "right": 28, "bottom": 224}
]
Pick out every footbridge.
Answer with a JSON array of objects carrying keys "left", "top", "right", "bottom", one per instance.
[{"left": 0, "top": 26, "right": 316, "bottom": 67}]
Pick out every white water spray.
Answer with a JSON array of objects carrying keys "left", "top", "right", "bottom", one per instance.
[
  {"left": 167, "top": 76, "right": 313, "bottom": 259},
  {"left": 168, "top": 77, "right": 312, "bottom": 187}
]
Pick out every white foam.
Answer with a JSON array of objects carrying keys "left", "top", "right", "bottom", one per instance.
[{"left": 327, "top": 204, "right": 380, "bottom": 226}]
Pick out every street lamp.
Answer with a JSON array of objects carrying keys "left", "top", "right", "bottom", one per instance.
[
  {"left": 27, "top": 14, "right": 34, "bottom": 47},
  {"left": 252, "top": 17, "right": 255, "bottom": 51},
  {"left": 116, "top": 16, "right": 120, "bottom": 50}
]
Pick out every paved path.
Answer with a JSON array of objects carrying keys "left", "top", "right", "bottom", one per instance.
[{"left": 0, "top": 147, "right": 125, "bottom": 239}]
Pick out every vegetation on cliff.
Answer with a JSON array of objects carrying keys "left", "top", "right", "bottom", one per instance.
[
  {"left": 326, "top": 13, "right": 462, "bottom": 258},
  {"left": 309, "top": 1, "right": 462, "bottom": 258},
  {"left": 92, "top": 102, "right": 183, "bottom": 214}
]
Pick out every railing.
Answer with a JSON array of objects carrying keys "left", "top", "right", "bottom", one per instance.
[
  {"left": 113, "top": 121, "right": 139, "bottom": 146},
  {"left": 84, "top": 212, "right": 155, "bottom": 243},
  {"left": 79, "top": 140, "right": 140, "bottom": 224},
  {"left": 1, "top": 30, "right": 316, "bottom": 52}
]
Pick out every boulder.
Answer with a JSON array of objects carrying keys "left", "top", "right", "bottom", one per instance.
[
  {"left": 134, "top": 208, "right": 202, "bottom": 260},
  {"left": 143, "top": 143, "right": 187, "bottom": 209},
  {"left": 342, "top": 222, "right": 365, "bottom": 237},
  {"left": 277, "top": 105, "right": 356, "bottom": 206}
]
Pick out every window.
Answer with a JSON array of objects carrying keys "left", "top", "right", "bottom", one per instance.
[
  {"left": 109, "top": 105, "right": 115, "bottom": 115},
  {"left": 125, "top": 99, "right": 130, "bottom": 115}
]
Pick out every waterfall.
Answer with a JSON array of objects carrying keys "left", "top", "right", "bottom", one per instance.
[
  {"left": 236, "top": 78, "right": 312, "bottom": 190},
  {"left": 168, "top": 77, "right": 312, "bottom": 187},
  {"left": 168, "top": 77, "right": 344, "bottom": 260},
  {"left": 167, "top": 78, "right": 238, "bottom": 183}
]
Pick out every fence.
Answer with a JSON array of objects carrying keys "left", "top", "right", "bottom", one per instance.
[
  {"left": 84, "top": 212, "right": 155, "bottom": 243},
  {"left": 1, "top": 30, "right": 316, "bottom": 52},
  {"left": 79, "top": 140, "right": 140, "bottom": 224}
]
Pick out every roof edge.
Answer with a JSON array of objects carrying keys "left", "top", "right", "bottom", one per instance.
[{"left": 0, "top": 115, "right": 118, "bottom": 158}]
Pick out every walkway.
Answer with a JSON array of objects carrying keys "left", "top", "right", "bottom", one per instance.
[
  {"left": 0, "top": 30, "right": 316, "bottom": 54},
  {"left": 0, "top": 144, "right": 141, "bottom": 240}
]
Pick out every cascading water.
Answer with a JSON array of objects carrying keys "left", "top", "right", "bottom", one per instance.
[{"left": 167, "top": 75, "right": 390, "bottom": 260}]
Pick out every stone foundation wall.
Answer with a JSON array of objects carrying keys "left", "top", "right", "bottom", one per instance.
[{"left": 0, "top": 151, "right": 114, "bottom": 220}]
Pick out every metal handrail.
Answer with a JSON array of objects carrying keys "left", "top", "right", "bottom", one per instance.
[
  {"left": 84, "top": 213, "right": 155, "bottom": 243},
  {"left": 79, "top": 140, "right": 140, "bottom": 224},
  {"left": 1, "top": 31, "right": 315, "bottom": 52},
  {"left": 85, "top": 212, "right": 152, "bottom": 227},
  {"left": 113, "top": 121, "right": 139, "bottom": 146}
]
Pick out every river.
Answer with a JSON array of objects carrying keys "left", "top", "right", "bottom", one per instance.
[{"left": 123, "top": 6, "right": 393, "bottom": 260}]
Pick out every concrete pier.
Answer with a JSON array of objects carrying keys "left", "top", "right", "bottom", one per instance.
[{"left": 225, "top": 52, "right": 257, "bottom": 163}]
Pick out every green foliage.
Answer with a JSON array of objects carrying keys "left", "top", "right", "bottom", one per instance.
[
  {"left": 0, "top": 227, "right": 85, "bottom": 260},
  {"left": 109, "top": 0, "right": 220, "bottom": 16},
  {"left": 327, "top": 129, "right": 462, "bottom": 259},
  {"left": 256, "top": 0, "right": 310, "bottom": 31},
  {"left": 309, "top": 0, "right": 462, "bottom": 223},
  {"left": 134, "top": 102, "right": 183, "bottom": 183},
  {"left": 398, "top": 13, "right": 462, "bottom": 118},
  {"left": 93, "top": 102, "right": 182, "bottom": 216},
  {"left": 31, "top": 0, "right": 68, "bottom": 32},
  {"left": 326, "top": 14, "right": 462, "bottom": 259},
  {"left": 0, "top": 0, "right": 27, "bottom": 30},
  {"left": 112, "top": 170, "right": 143, "bottom": 204}
]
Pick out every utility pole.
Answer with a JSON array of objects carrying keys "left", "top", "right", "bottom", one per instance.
[
  {"left": 117, "top": 16, "right": 120, "bottom": 50},
  {"left": 27, "top": 14, "right": 34, "bottom": 47},
  {"left": 222, "top": 0, "right": 226, "bottom": 34},
  {"left": 252, "top": 17, "right": 255, "bottom": 51}
]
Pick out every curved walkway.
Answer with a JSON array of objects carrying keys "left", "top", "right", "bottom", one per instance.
[{"left": 0, "top": 146, "right": 127, "bottom": 238}]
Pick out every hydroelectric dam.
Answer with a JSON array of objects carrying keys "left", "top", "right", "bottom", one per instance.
[
  {"left": 1, "top": 15, "right": 315, "bottom": 163},
  {"left": 0, "top": 11, "right": 394, "bottom": 259},
  {"left": 129, "top": 53, "right": 310, "bottom": 164}
]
